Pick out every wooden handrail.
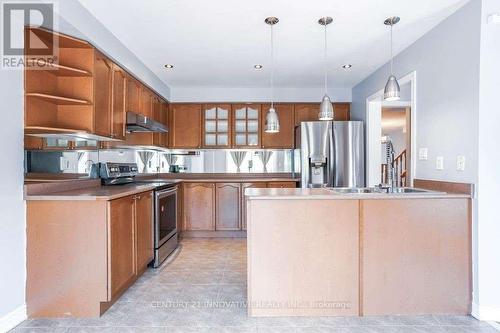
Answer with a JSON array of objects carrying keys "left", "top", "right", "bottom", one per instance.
[{"left": 381, "top": 149, "right": 407, "bottom": 187}]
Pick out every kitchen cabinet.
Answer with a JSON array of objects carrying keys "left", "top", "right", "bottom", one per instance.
[
  {"left": 109, "top": 195, "right": 136, "bottom": 299},
  {"left": 232, "top": 104, "right": 261, "bottom": 148},
  {"left": 111, "top": 64, "right": 127, "bottom": 140},
  {"left": 333, "top": 103, "right": 351, "bottom": 121},
  {"left": 261, "top": 103, "right": 295, "bottom": 149},
  {"left": 93, "top": 51, "right": 113, "bottom": 138},
  {"left": 170, "top": 104, "right": 202, "bottom": 149},
  {"left": 202, "top": 104, "right": 232, "bottom": 148},
  {"left": 241, "top": 182, "right": 267, "bottom": 230},
  {"left": 135, "top": 191, "right": 153, "bottom": 273},
  {"left": 267, "top": 181, "right": 297, "bottom": 189},
  {"left": 215, "top": 183, "right": 241, "bottom": 230},
  {"left": 140, "top": 86, "right": 153, "bottom": 119},
  {"left": 127, "top": 76, "right": 141, "bottom": 114},
  {"left": 183, "top": 183, "right": 215, "bottom": 231},
  {"left": 294, "top": 103, "right": 350, "bottom": 126},
  {"left": 153, "top": 101, "right": 169, "bottom": 148}
]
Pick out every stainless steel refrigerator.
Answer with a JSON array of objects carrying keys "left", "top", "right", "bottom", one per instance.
[{"left": 295, "top": 121, "right": 364, "bottom": 188}]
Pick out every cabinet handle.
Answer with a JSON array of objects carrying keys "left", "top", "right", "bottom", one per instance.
[{"left": 136, "top": 195, "right": 141, "bottom": 200}]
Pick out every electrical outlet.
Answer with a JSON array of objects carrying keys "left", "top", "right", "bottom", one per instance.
[
  {"left": 457, "top": 155, "right": 466, "bottom": 171},
  {"left": 436, "top": 156, "right": 444, "bottom": 170},
  {"left": 419, "top": 148, "right": 428, "bottom": 160},
  {"left": 59, "top": 157, "right": 70, "bottom": 171}
]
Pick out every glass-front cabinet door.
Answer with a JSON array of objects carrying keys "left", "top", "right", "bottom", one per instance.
[
  {"left": 203, "top": 104, "right": 231, "bottom": 148},
  {"left": 232, "top": 104, "right": 261, "bottom": 148}
]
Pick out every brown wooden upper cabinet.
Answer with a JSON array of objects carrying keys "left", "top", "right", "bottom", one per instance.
[
  {"left": 202, "top": 104, "right": 232, "bottom": 148},
  {"left": 170, "top": 104, "right": 202, "bottom": 149},
  {"left": 261, "top": 103, "right": 295, "bottom": 149},
  {"left": 215, "top": 183, "right": 241, "bottom": 231},
  {"left": 183, "top": 183, "right": 215, "bottom": 231},
  {"left": 111, "top": 64, "right": 127, "bottom": 140},
  {"left": 294, "top": 103, "right": 350, "bottom": 127},
  {"left": 126, "top": 76, "right": 141, "bottom": 114},
  {"left": 232, "top": 104, "right": 261, "bottom": 148},
  {"left": 140, "top": 86, "right": 153, "bottom": 119},
  {"left": 93, "top": 51, "right": 113, "bottom": 138}
]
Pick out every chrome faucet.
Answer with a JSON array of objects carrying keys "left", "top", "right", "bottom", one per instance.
[{"left": 379, "top": 138, "right": 397, "bottom": 193}]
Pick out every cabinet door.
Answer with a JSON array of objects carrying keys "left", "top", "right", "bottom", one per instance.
[
  {"left": 232, "top": 104, "right": 261, "bottom": 148},
  {"left": 161, "top": 102, "right": 169, "bottom": 148},
  {"left": 140, "top": 86, "right": 153, "bottom": 118},
  {"left": 202, "top": 104, "right": 231, "bottom": 148},
  {"left": 267, "top": 181, "right": 296, "bottom": 189},
  {"left": 261, "top": 103, "right": 295, "bottom": 149},
  {"left": 170, "top": 104, "right": 202, "bottom": 149},
  {"left": 294, "top": 103, "right": 319, "bottom": 127},
  {"left": 216, "top": 183, "right": 241, "bottom": 230},
  {"left": 183, "top": 183, "right": 215, "bottom": 231},
  {"left": 241, "top": 182, "right": 267, "bottom": 230},
  {"left": 94, "top": 52, "right": 113, "bottom": 137},
  {"left": 109, "top": 196, "right": 136, "bottom": 299},
  {"left": 135, "top": 191, "right": 153, "bottom": 272},
  {"left": 333, "top": 103, "right": 351, "bottom": 121},
  {"left": 111, "top": 64, "right": 126, "bottom": 140},
  {"left": 126, "top": 76, "right": 141, "bottom": 114}
]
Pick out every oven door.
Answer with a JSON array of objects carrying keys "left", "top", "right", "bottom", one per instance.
[{"left": 155, "top": 186, "right": 177, "bottom": 248}]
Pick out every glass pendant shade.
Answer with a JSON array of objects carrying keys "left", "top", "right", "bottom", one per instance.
[
  {"left": 265, "top": 107, "right": 280, "bottom": 133},
  {"left": 384, "top": 75, "right": 401, "bottom": 101},
  {"left": 318, "top": 95, "right": 334, "bottom": 120}
]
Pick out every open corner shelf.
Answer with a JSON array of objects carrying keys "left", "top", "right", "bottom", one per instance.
[
  {"left": 46, "top": 63, "right": 92, "bottom": 77},
  {"left": 26, "top": 93, "right": 92, "bottom": 106}
]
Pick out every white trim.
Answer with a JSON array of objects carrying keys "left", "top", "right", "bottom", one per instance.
[
  {"left": 0, "top": 305, "right": 26, "bottom": 333},
  {"left": 472, "top": 302, "right": 500, "bottom": 323},
  {"left": 365, "top": 71, "right": 417, "bottom": 187}
]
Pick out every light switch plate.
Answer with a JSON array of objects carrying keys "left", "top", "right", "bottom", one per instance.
[
  {"left": 457, "top": 155, "right": 466, "bottom": 171},
  {"left": 419, "top": 148, "right": 428, "bottom": 160},
  {"left": 436, "top": 156, "right": 444, "bottom": 170}
]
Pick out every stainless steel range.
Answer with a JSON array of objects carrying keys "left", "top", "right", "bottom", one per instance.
[{"left": 99, "top": 162, "right": 179, "bottom": 268}]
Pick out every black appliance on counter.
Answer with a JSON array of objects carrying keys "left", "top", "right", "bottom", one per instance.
[{"left": 99, "top": 162, "right": 178, "bottom": 267}]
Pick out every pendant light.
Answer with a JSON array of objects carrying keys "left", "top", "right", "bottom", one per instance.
[
  {"left": 384, "top": 16, "right": 401, "bottom": 101},
  {"left": 264, "top": 17, "right": 280, "bottom": 133},
  {"left": 318, "top": 16, "right": 334, "bottom": 121}
]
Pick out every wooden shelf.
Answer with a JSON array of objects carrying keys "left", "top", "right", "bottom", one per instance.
[
  {"left": 25, "top": 126, "right": 121, "bottom": 142},
  {"left": 46, "top": 63, "right": 92, "bottom": 77},
  {"left": 26, "top": 93, "right": 91, "bottom": 105}
]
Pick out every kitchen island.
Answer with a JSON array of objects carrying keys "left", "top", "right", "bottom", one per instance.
[{"left": 245, "top": 187, "right": 471, "bottom": 317}]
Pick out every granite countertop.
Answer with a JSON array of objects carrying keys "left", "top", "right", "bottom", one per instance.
[{"left": 244, "top": 188, "right": 471, "bottom": 200}]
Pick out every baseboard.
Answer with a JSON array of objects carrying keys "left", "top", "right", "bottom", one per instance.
[
  {"left": 0, "top": 305, "right": 27, "bottom": 333},
  {"left": 472, "top": 302, "right": 500, "bottom": 322},
  {"left": 180, "top": 230, "right": 247, "bottom": 238}
]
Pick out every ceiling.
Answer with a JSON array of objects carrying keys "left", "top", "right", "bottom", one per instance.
[{"left": 78, "top": 0, "right": 469, "bottom": 90}]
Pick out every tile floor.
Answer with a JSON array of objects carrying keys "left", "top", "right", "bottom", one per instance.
[{"left": 12, "top": 238, "right": 498, "bottom": 333}]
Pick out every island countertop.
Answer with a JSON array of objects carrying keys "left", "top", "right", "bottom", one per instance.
[{"left": 244, "top": 187, "right": 471, "bottom": 200}]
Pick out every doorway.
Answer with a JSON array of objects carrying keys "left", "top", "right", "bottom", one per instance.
[
  {"left": 365, "top": 71, "right": 417, "bottom": 187},
  {"left": 381, "top": 107, "right": 411, "bottom": 187}
]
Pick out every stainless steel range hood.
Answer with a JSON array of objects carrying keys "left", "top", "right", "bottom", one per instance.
[{"left": 126, "top": 112, "right": 168, "bottom": 133}]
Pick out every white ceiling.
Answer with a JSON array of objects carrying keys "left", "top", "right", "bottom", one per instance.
[{"left": 78, "top": 0, "right": 469, "bottom": 90}]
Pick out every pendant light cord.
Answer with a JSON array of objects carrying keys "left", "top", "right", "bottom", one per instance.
[
  {"left": 390, "top": 23, "right": 394, "bottom": 75},
  {"left": 270, "top": 22, "right": 275, "bottom": 109},
  {"left": 324, "top": 18, "right": 328, "bottom": 95}
]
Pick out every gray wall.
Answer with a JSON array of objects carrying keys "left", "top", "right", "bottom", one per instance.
[{"left": 352, "top": 0, "right": 482, "bottom": 183}]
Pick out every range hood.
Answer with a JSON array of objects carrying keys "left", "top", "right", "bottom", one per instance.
[{"left": 126, "top": 112, "right": 168, "bottom": 133}]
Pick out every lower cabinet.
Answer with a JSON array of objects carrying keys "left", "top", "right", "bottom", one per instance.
[
  {"left": 241, "top": 182, "right": 267, "bottom": 230},
  {"left": 109, "top": 196, "right": 136, "bottom": 300},
  {"left": 183, "top": 181, "right": 297, "bottom": 232},
  {"left": 216, "top": 183, "right": 241, "bottom": 230},
  {"left": 183, "top": 182, "right": 216, "bottom": 231},
  {"left": 135, "top": 191, "right": 154, "bottom": 273},
  {"left": 108, "top": 191, "right": 153, "bottom": 300}
]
